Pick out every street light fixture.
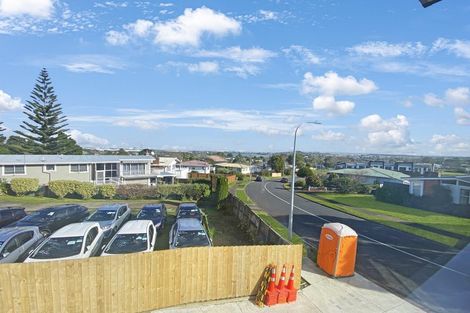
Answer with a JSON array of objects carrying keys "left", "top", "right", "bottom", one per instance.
[{"left": 288, "top": 121, "right": 321, "bottom": 240}]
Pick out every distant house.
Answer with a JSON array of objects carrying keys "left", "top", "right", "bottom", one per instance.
[
  {"left": 0, "top": 154, "right": 157, "bottom": 185},
  {"left": 329, "top": 168, "right": 410, "bottom": 185},
  {"left": 408, "top": 176, "right": 470, "bottom": 205},
  {"left": 368, "top": 161, "right": 385, "bottom": 169},
  {"left": 215, "top": 162, "right": 250, "bottom": 175},
  {"left": 394, "top": 161, "right": 414, "bottom": 173},
  {"left": 175, "top": 160, "right": 212, "bottom": 179},
  {"left": 151, "top": 157, "right": 181, "bottom": 183},
  {"left": 206, "top": 155, "right": 226, "bottom": 164},
  {"left": 335, "top": 162, "right": 366, "bottom": 169}
]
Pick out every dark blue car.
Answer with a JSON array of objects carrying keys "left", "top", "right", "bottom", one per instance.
[{"left": 136, "top": 204, "right": 167, "bottom": 230}]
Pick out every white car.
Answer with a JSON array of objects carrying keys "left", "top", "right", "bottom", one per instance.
[
  {"left": 0, "top": 227, "right": 44, "bottom": 263},
  {"left": 24, "top": 222, "right": 104, "bottom": 263},
  {"left": 86, "top": 204, "right": 131, "bottom": 239},
  {"left": 101, "top": 220, "right": 156, "bottom": 256}
]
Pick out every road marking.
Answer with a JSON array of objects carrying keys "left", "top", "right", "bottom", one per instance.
[{"left": 262, "top": 182, "right": 470, "bottom": 279}]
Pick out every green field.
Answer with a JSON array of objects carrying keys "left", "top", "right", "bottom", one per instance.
[{"left": 299, "top": 193, "right": 470, "bottom": 247}]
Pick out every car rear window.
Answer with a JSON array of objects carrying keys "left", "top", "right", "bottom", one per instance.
[{"left": 105, "top": 233, "right": 148, "bottom": 254}]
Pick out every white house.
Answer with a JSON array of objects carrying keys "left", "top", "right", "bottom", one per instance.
[
  {"left": 408, "top": 176, "right": 470, "bottom": 205},
  {"left": 175, "top": 160, "right": 211, "bottom": 179},
  {"left": 215, "top": 162, "right": 250, "bottom": 175}
]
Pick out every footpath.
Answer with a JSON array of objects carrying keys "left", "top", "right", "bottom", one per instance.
[{"left": 154, "top": 257, "right": 424, "bottom": 313}]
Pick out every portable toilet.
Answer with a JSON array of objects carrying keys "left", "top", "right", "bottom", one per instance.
[{"left": 317, "top": 223, "right": 358, "bottom": 277}]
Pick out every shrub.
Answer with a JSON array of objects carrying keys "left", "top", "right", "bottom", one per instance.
[
  {"left": 116, "top": 184, "right": 158, "bottom": 199},
  {"left": 216, "top": 176, "right": 229, "bottom": 209},
  {"left": 294, "top": 179, "right": 305, "bottom": 189},
  {"left": 375, "top": 183, "right": 410, "bottom": 204},
  {"left": 0, "top": 179, "right": 8, "bottom": 195},
  {"left": 75, "top": 182, "right": 96, "bottom": 200},
  {"left": 235, "top": 172, "right": 244, "bottom": 181},
  {"left": 10, "top": 178, "right": 39, "bottom": 196},
  {"left": 98, "top": 184, "right": 116, "bottom": 199},
  {"left": 306, "top": 174, "right": 322, "bottom": 187},
  {"left": 48, "top": 180, "right": 80, "bottom": 199},
  {"left": 297, "top": 166, "right": 314, "bottom": 178}
]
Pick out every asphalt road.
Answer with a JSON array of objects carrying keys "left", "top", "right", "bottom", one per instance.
[{"left": 246, "top": 180, "right": 470, "bottom": 313}]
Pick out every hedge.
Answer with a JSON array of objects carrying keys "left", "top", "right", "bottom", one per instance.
[
  {"left": 0, "top": 180, "right": 8, "bottom": 196},
  {"left": 116, "top": 183, "right": 211, "bottom": 200},
  {"left": 98, "top": 184, "right": 116, "bottom": 199},
  {"left": 116, "top": 184, "right": 158, "bottom": 200},
  {"left": 10, "top": 178, "right": 39, "bottom": 196},
  {"left": 76, "top": 182, "right": 96, "bottom": 200},
  {"left": 48, "top": 180, "right": 80, "bottom": 199}
]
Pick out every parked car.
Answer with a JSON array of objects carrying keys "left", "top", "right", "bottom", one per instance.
[
  {"left": 86, "top": 204, "right": 131, "bottom": 239},
  {"left": 101, "top": 220, "right": 156, "bottom": 256},
  {"left": 255, "top": 176, "right": 263, "bottom": 182},
  {"left": 0, "top": 227, "right": 44, "bottom": 263},
  {"left": 8, "top": 205, "right": 89, "bottom": 235},
  {"left": 175, "top": 203, "right": 202, "bottom": 222},
  {"left": 169, "top": 218, "right": 211, "bottom": 249},
  {"left": 0, "top": 207, "right": 27, "bottom": 228},
  {"left": 280, "top": 177, "right": 289, "bottom": 183},
  {"left": 24, "top": 222, "right": 104, "bottom": 262},
  {"left": 135, "top": 204, "right": 167, "bottom": 230}
]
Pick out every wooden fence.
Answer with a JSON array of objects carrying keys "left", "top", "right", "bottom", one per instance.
[{"left": 0, "top": 245, "right": 302, "bottom": 313}]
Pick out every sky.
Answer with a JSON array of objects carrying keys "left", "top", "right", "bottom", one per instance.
[{"left": 0, "top": 0, "right": 469, "bottom": 156}]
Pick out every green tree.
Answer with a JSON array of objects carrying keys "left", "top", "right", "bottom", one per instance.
[
  {"left": 297, "top": 166, "right": 314, "bottom": 178},
  {"left": 287, "top": 152, "right": 305, "bottom": 168},
  {"left": 306, "top": 174, "right": 322, "bottom": 187},
  {"left": 268, "top": 154, "right": 285, "bottom": 173},
  {"left": 0, "top": 121, "right": 5, "bottom": 144},
  {"left": 5, "top": 135, "right": 39, "bottom": 154},
  {"left": 117, "top": 148, "right": 128, "bottom": 155},
  {"left": 216, "top": 176, "right": 229, "bottom": 209},
  {"left": 54, "top": 132, "right": 83, "bottom": 154},
  {"left": 15, "top": 68, "right": 73, "bottom": 154}
]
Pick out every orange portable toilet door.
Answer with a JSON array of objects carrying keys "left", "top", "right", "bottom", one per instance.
[{"left": 317, "top": 227, "right": 339, "bottom": 276}]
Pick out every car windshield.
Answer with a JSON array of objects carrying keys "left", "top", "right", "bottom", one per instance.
[
  {"left": 138, "top": 208, "right": 161, "bottom": 218},
  {"left": 175, "top": 230, "right": 209, "bottom": 248},
  {"left": 87, "top": 210, "right": 115, "bottom": 221},
  {"left": 32, "top": 236, "right": 83, "bottom": 259},
  {"left": 178, "top": 208, "right": 200, "bottom": 218},
  {"left": 22, "top": 210, "right": 56, "bottom": 222},
  {"left": 104, "top": 233, "right": 148, "bottom": 254}
]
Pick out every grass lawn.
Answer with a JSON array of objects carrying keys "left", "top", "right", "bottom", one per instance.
[{"left": 299, "top": 193, "right": 470, "bottom": 248}]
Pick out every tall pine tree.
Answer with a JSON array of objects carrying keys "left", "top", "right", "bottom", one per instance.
[{"left": 15, "top": 68, "right": 82, "bottom": 154}]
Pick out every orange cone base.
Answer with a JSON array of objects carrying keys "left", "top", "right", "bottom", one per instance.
[
  {"left": 264, "top": 290, "right": 279, "bottom": 306},
  {"left": 287, "top": 289, "right": 298, "bottom": 303},
  {"left": 277, "top": 288, "right": 289, "bottom": 304}
]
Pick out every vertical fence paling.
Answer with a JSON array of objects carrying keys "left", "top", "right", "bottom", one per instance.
[{"left": 0, "top": 244, "right": 302, "bottom": 313}]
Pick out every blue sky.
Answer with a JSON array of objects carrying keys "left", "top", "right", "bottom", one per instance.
[{"left": 0, "top": 0, "right": 469, "bottom": 155}]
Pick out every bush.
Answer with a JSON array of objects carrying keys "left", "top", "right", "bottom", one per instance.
[
  {"left": 297, "top": 166, "right": 314, "bottom": 178},
  {"left": 0, "top": 179, "right": 8, "bottom": 195},
  {"left": 306, "top": 174, "right": 322, "bottom": 187},
  {"left": 116, "top": 184, "right": 158, "bottom": 200},
  {"left": 216, "top": 176, "right": 229, "bottom": 209},
  {"left": 375, "top": 183, "right": 410, "bottom": 204},
  {"left": 98, "top": 184, "right": 116, "bottom": 199},
  {"left": 75, "top": 182, "right": 96, "bottom": 200},
  {"left": 294, "top": 179, "right": 306, "bottom": 189},
  {"left": 235, "top": 172, "right": 244, "bottom": 181},
  {"left": 48, "top": 180, "right": 80, "bottom": 199},
  {"left": 10, "top": 178, "right": 39, "bottom": 196}
]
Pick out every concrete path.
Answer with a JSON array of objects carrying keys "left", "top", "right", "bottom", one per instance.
[{"left": 153, "top": 258, "right": 424, "bottom": 313}]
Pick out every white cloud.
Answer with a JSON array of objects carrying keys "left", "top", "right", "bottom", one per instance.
[
  {"left": 374, "top": 61, "right": 470, "bottom": 78},
  {"left": 105, "top": 30, "right": 129, "bottom": 45},
  {"left": 154, "top": 7, "right": 241, "bottom": 47},
  {"left": 403, "top": 98, "right": 413, "bottom": 108},
  {"left": 423, "top": 93, "right": 444, "bottom": 107},
  {"left": 302, "top": 71, "right": 377, "bottom": 96},
  {"left": 187, "top": 61, "right": 219, "bottom": 74},
  {"left": 159, "top": 2, "right": 173, "bottom": 7},
  {"left": 59, "top": 55, "right": 125, "bottom": 74},
  {"left": 430, "top": 134, "right": 470, "bottom": 153},
  {"left": 124, "top": 19, "right": 154, "bottom": 37},
  {"left": 455, "top": 107, "right": 470, "bottom": 125},
  {"left": 348, "top": 41, "right": 426, "bottom": 57},
  {"left": 258, "top": 10, "right": 278, "bottom": 21},
  {"left": 0, "top": 0, "right": 54, "bottom": 18},
  {"left": 195, "top": 46, "right": 276, "bottom": 63},
  {"left": 432, "top": 38, "right": 470, "bottom": 59},
  {"left": 312, "top": 96, "right": 354, "bottom": 116},
  {"left": 94, "top": 1, "right": 128, "bottom": 8},
  {"left": 283, "top": 45, "right": 320, "bottom": 65},
  {"left": 313, "top": 130, "right": 346, "bottom": 141},
  {"left": 423, "top": 87, "right": 470, "bottom": 107},
  {"left": 360, "top": 114, "right": 411, "bottom": 147},
  {"left": 224, "top": 64, "right": 260, "bottom": 78},
  {"left": 68, "top": 129, "right": 109, "bottom": 147},
  {"left": 0, "top": 90, "right": 22, "bottom": 111}
]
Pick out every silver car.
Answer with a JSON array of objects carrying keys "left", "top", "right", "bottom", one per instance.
[
  {"left": 0, "top": 227, "right": 43, "bottom": 263},
  {"left": 169, "top": 218, "right": 211, "bottom": 249},
  {"left": 86, "top": 204, "right": 131, "bottom": 239}
]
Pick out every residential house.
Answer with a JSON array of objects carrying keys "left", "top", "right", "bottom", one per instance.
[
  {"left": 335, "top": 162, "right": 367, "bottom": 169},
  {"left": 206, "top": 155, "right": 226, "bottom": 164},
  {"left": 368, "top": 161, "right": 385, "bottom": 169},
  {"left": 0, "top": 154, "right": 157, "bottom": 185},
  {"left": 394, "top": 161, "right": 414, "bottom": 173},
  {"left": 329, "top": 168, "right": 410, "bottom": 185},
  {"left": 215, "top": 162, "right": 251, "bottom": 175},
  {"left": 151, "top": 157, "right": 181, "bottom": 183},
  {"left": 175, "top": 160, "right": 212, "bottom": 179},
  {"left": 408, "top": 176, "right": 470, "bottom": 205}
]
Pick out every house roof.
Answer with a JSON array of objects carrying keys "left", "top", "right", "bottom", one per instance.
[
  {"left": 329, "top": 168, "right": 410, "bottom": 180},
  {"left": 0, "top": 155, "right": 154, "bottom": 165},
  {"left": 214, "top": 162, "right": 249, "bottom": 169},
  {"left": 153, "top": 157, "right": 180, "bottom": 167},
  {"left": 179, "top": 160, "right": 210, "bottom": 167},
  {"left": 408, "top": 176, "right": 470, "bottom": 183},
  {"left": 207, "top": 155, "right": 226, "bottom": 163}
]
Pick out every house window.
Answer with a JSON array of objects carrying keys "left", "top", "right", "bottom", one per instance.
[
  {"left": 460, "top": 190, "right": 470, "bottom": 205},
  {"left": 3, "top": 165, "right": 25, "bottom": 175},
  {"left": 70, "top": 164, "right": 88, "bottom": 173},
  {"left": 44, "top": 164, "right": 56, "bottom": 172},
  {"left": 122, "top": 163, "right": 145, "bottom": 176}
]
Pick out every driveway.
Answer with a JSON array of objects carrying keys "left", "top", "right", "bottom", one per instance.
[{"left": 246, "top": 181, "right": 470, "bottom": 313}]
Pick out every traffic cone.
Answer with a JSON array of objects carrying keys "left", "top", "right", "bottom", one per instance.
[
  {"left": 277, "top": 265, "right": 289, "bottom": 304},
  {"left": 286, "top": 265, "right": 298, "bottom": 303},
  {"left": 264, "top": 266, "right": 279, "bottom": 306}
]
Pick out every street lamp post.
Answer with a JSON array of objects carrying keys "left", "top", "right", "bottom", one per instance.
[{"left": 288, "top": 121, "right": 321, "bottom": 240}]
